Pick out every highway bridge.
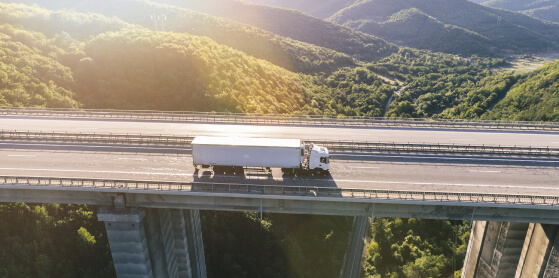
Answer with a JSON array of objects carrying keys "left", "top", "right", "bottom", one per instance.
[{"left": 1, "top": 108, "right": 559, "bottom": 278}]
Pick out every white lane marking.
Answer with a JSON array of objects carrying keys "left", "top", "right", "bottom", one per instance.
[
  {"left": 331, "top": 153, "right": 559, "bottom": 163},
  {"left": 6, "top": 155, "right": 36, "bottom": 157},
  {"left": 118, "top": 158, "right": 148, "bottom": 161},
  {"left": 0, "top": 142, "right": 189, "bottom": 151},
  {"left": 470, "top": 170, "right": 501, "bottom": 173},
  {"left": 469, "top": 170, "right": 501, "bottom": 173},
  {"left": 0, "top": 167, "right": 191, "bottom": 176}
]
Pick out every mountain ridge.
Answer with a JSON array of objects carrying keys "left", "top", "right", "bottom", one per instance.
[
  {"left": 154, "top": 0, "right": 397, "bottom": 61},
  {"left": 478, "top": 0, "right": 559, "bottom": 23},
  {"left": 329, "top": 0, "right": 559, "bottom": 55}
]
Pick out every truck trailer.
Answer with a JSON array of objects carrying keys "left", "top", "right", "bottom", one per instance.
[{"left": 192, "top": 136, "right": 330, "bottom": 175}]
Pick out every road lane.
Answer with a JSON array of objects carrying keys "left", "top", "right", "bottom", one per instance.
[
  {"left": 1, "top": 148, "right": 557, "bottom": 196},
  {"left": 2, "top": 117, "right": 559, "bottom": 147}
]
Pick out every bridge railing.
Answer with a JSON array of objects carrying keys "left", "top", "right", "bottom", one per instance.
[
  {"left": 2, "top": 107, "right": 559, "bottom": 131},
  {"left": 0, "top": 130, "right": 193, "bottom": 146},
  {"left": 2, "top": 130, "right": 559, "bottom": 158},
  {"left": 1, "top": 176, "right": 558, "bottom": 208}
]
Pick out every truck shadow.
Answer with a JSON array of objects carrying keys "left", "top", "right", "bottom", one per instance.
[{"left": 191, "top": 167, "right": 341, "bottom": 197}]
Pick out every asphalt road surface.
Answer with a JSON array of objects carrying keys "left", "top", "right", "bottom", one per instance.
[
  {"left": 1, "top": 144, "right": 557, "bottom": 196},
  {"left": 2, "top": 116, "right": 559, "bottom": 147}
]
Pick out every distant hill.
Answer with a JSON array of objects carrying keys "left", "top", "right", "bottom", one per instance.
[
  {"left": 244, "top": 0, "right": 358, "bottom": 18},
  {"left": 329, "top": 0, "right": 559, "bottom": 55},
  {"left": 484, "top": 59, "right": 559, "bottom": 121},
  {"left": 3, "top": 0, "right": 353, "bottom": 73},
  {"left": 346, "top": 8, "right": 494, "bottom": 55},
  {"left": 478, "top": 0, "right": 559, "bottom": 23},
  {"left": 154, "top": 0, "right": 398, "bottom": 61}
]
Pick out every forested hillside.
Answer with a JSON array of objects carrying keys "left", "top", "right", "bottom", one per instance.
[
  {"left": 478, "top": 0, "right": 559, "bottom": 23},
  {"left": 348, "top": 8, "right": 494, "bottom": 55},
  {"left": 0, "top": 1, "right": 399, "bottom": 117},
  {"left": 329, "top": 0, "right": 559, "bottom": 55},
  {"left": 483, "top": 59, "right": 559, "bottom": 121},
  {"left": 75, "top": 29, "right": 307, "bottom": 113},
  {"left": 0, "top": 24, "right": 80, "bottom": 108},
  {"left": 377, "top": 49, "right": 512, "bottom": 118},
  {"left": 4, "top": 0, "right": 353, "bottom": 74}
]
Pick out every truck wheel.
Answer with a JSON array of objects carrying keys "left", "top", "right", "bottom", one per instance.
[{"left": 314, "top": 168, "right": 323, "bottom": 176}]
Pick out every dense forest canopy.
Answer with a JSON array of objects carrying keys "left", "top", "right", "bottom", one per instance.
[
  {"left": 483, "top": 59, "right": 559, "bottom": 121},
  {"left": 378, "top": 49, "right": 513, "bottom": 118},
  {"left": 0, "top": 2, "right": 131, "bottom": 40},
  {"left": 364, "top": 218, "right": 470, "bottom": 277},
  {"left": 1, "top": 0, "right": 559, "bottom": 277},
  {"left": 0, "top": 203, "right": 114, "bottom": 277},
  {"left": 75, "top": 28, "right": 307, "bottom": 113},
  {"left": 0, "top": 24, "right": 80, "bottom": 108}
]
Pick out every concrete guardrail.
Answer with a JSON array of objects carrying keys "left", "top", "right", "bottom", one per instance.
[
  {"left": 1, "top": 176, "right": 558, "bottom": 208},
  {"left": 2, "top": 107, "right": 559, "bottom": 131},
  {"left": 1, "top": 130, "right": 558, "bottom": 158}
]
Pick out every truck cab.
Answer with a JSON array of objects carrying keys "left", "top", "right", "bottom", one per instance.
[{"left": 308, "top": 143, "right": 330, "bottom": 175}]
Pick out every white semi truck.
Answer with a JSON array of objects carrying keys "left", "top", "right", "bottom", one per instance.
[{"left": 192, "top": 136, "right": 330, "bottom": 175}]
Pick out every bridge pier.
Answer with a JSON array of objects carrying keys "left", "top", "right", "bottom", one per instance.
[
  {"left": 340, "top": 216, "right": 368, "bottom": 278},
  {"left": 98, "top": 207, "right": 206, "bottom": 278},
  {"left": 462, "top": 221, "right": 559, "bottom": 278}
]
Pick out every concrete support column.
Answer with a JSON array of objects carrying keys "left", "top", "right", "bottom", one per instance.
[
  {"left": 340, "top": 215, "right": 368, "bottom": 278},
  {"left": 184, "top": 209, "right": 207, "bottom": 278},
  {"left": 515, "top": 223, "right": 559, "bottom": 277},
  {"left": 144, "top": 208, "right": 180, "bottom": 277},
  {"left": 98, "top": 207, "right": 153, "bottom": 278},
  {"left": 462, "top": 221, "right": 530, "bottom": 278},
  {"left": 99, "top": 207, "right": 206, "bottom": 278},
  {"left": 462, "top": 221, "right": 487, "bottom": 278},
  {"left": 170, "top": 209, "right": 194, "bottom": 277}
]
